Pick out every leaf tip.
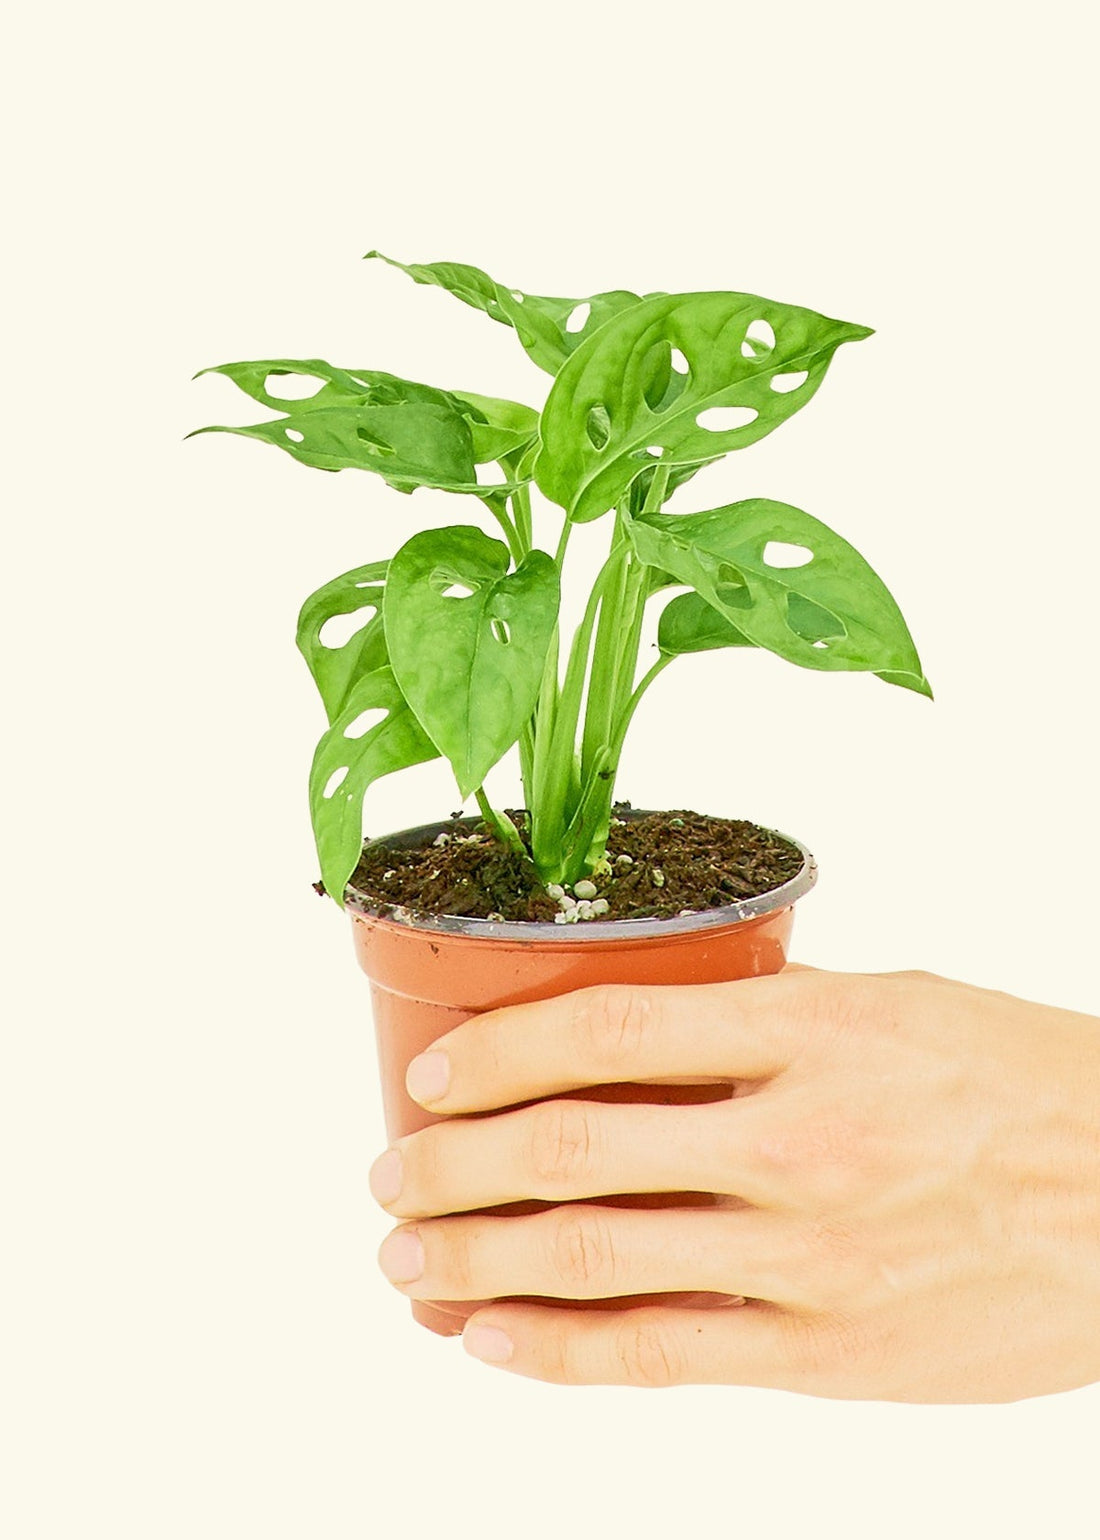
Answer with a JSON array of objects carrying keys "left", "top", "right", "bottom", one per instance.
[{"left": 877, "top": 667, "right": 934, "bottom": 699}]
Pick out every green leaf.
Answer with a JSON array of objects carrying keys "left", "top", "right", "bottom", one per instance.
[
  {"left": 308, "top": 666, "right": 441, "bottom": 904},
  {"left": 366, "top": 250, "right": 653, "bottom": 376},
  {"left": 384, "top": 526, "right": 560, "bottom": 797},
  {"left": 447, "top": 389, "right": 539, "bottom": 465},
  {"left": 194, "top": 357, "right": 456, "bottom": 414},
  {"left": 627, "top": 500, "right": 930, "bottom": 694},
  {"left": 535, "top": 291, "right": 873, "bottom": 522},
  {"left": 189, "top": 358, "right": 526, "bottom": 495},
  {"left": 657, "top": 589, "right": 755, "bottom": 655},
  {"left": 296, "top": 561, "right": 389, "bottom": 723}
]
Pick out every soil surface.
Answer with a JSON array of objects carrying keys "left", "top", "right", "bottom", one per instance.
[{"left": 336, "top": 806, "right": 806, "bottom": 923}]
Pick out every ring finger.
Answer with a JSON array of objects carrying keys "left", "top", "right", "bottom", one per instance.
[{"left": 378, "top": 1202, "right": 810, "bottom": 1307}]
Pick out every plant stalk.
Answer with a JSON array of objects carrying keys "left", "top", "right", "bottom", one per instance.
[
  {"left": 481, "top": 495, "right": 525, "bottom": 567},
  {"left": 474, "top": 785, "right": 526, "bottom": 856},
  {"left": 528, "top": 549, "right": 616, "bottom": 877}
]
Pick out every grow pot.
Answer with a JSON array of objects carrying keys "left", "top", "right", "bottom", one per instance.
[{"left": 348, "top": 813, "right": 817, "bottom": 1337}]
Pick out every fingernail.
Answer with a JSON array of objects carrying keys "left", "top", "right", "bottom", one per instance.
[
  {"left": 406, "top": 1050, "right": 450, "bottom": 1103},
  {"left": 463, "top": 1324, "right": 513, "bottom": 1365},
  {"left": 378, "top": 1228, "right": 425, "bottom": 1284},
  {"left": 369, "top": 1148, "right": 403, "bottom": 1205}
]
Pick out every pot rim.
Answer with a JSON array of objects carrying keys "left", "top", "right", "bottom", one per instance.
[{"left": 344, "top": 811, "right": 817, "bottom": 943}]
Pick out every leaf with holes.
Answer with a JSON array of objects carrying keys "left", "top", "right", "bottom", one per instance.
[
  {"left": 297, "top": 561, "right": 389, "bottom": 723},
  {"left": 309, "top": 667, "right": 441, "bottom": 903},
  {"left": 194, "top": 357, "right": 460, "bottom": 414},
  {"left": 366, "top": 250, "right": 656, "bottom": 376},
  {"left": 628, "top": 500, "right": 930, "bottom": 694},
  {"left": 657, "top": 590, "right": 755, "bottom": 655},
  {"left": 535, "top": 292, "right": 873, "bottom": 522},
  {"left": 189, "top": 358, "right": 527, "bottom": 495},
  {"left": 384, "top": 527, "right": 559, "bottom": 797}
]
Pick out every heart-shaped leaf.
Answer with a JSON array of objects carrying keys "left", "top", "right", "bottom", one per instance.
[
  {"left": 628, "top": 500, "right": 931, "bottom": 694},
  {"left": 309, "top": 666, "right": 441, "bottom": 903},
  {"left": 535, "top": 292, "right": 873, "bottom": 522},
  {"left": 366, "top": 250, "right": 655, "bottom": 376},
  {"left": 189, "top": 359, "right": 528, "bottom": 495},
  {"left": 384, "top": 527, "right": 559, "bottom": 797},
  {"left": 297, "top": 561, "right": 389, "bottom": 723},
  {"left": 657, "top": 589, "right": 755, "bottom": 655}
]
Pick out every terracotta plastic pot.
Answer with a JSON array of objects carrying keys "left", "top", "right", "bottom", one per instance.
[{"left": 348, "top": 814, "right": 817, "bottom": 1337}]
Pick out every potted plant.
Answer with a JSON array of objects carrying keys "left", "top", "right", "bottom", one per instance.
[{"left": 191, "top": 251, "right": 930, "bottom": 1335}]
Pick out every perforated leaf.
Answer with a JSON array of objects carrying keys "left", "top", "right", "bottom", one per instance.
[
  {"left": 366, "top": 250, "right": 654, "bottom": 376},
  {"left": 628, "top": 500, "right": 930, "bottom": 694},
  {"left": 535, "top": 292, "right": 873, "bottom": 522},
  {"left": 189, "top": 358, "right": 527, "bottom": 495},
  {"left": 308, "top": 666, "right": 441, "bottom": 903},
  {"left": 296, "top": 561, "right": 389, "bottom": 723},
  {"left": 384, "top": 527, "right": 559, "bottom": 797}
]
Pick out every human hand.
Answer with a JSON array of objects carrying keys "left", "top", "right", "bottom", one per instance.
[{"left": 368, "top": 966, "right": 1100, "bottom": 1401}]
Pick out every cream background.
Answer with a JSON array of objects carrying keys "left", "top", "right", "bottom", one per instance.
[{"left": 3, "top": 1, "right": 1098, "bottom": 1536}]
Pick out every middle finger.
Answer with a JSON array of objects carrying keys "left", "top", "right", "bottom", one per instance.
[{"left": 370, "top": 1095, "right": 785, "bottom": 1220}]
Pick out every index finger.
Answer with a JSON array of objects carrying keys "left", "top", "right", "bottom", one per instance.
[{"left": 405, "top": 967, "right": 825, "bottom": 1113}]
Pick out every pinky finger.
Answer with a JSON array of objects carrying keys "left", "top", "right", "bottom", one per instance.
[{"left": 461, "top": 1299, "right": 803, "bottom": 1391}]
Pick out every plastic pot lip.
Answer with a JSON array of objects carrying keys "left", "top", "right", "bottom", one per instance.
[{"left": 344, "top": 811, "right": 817, "bottom": 944}]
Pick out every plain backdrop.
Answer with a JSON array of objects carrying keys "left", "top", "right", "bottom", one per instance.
[{"left": 3, "top": 2, "right": 1098, "bottom": 1536}]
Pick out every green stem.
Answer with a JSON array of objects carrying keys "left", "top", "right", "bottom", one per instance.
[
  {"left": 640, "top": 459, "right": 671, "bottom": 517},
  {"left": 560, "top": 652, "right": 673, "bottom": 882},
  {"left": 576, "top": 463, "right": 670, "bottom": 798},
  {"left": 481, "top": 495, "right": 525, "bottom": 567},
  {"left": 474, "top": 785, "right": 526, "bottom": 856},
  {"left": 510, "top": 482, "right": 533, "bottom": 555},
  {"left": 519, "top": 720, "right": 535, "bottom": 798},
  {"left": 580, "top": 515, "right": 630, "bottom": 775},
  {"left": 611, "top": 653, "right": 674, "bottom": 760},
  {"left": 553, "top": 518, "right": 572, "bottom": 571},
  {"left": 529, "top": 551, "right": 617, "bottom": 877},
  {"left": 528, "top": 623, "right": 560, "bottom": 812}
]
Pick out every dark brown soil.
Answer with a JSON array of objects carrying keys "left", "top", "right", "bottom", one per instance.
[{"left": 336, "top": 806, "right": 806, "bottom": 923}]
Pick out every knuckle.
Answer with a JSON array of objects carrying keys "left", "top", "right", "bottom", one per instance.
[
  {"left": 528, "top": 1099, "right": 600, "bottom": 1190},
  {"left": 396, "top": 1125, "right": 445, "bottom": 1216},
  {"left": 796, "top": 1217, "right": 878, "bottom": 1307},
  {"left": 882, "top": 968, "right": 941, "bottom": 984},
  {"left": 614, "top": 1315, "right": 684, "bottom": 1389},
  {"left": 820, "top": 974, "right": 877, "bottom": 1041},
  {"left": 571, "top": 984, "right": 654, "bottom": 1071},
  {"left": 756, "top": 1109, "right": 874, "bottom": 1204},
  {"left": 781, "top": 1309, "right": 868, "bottom": 1387},
  {"left": 549, "top": 1207, "right": 619, "bottom": 1294},
  {"left": 543, "top": 1325, "right": 581, "bottom": 1386},
  {"left": 803, "top": 1214, "right": 861, "bottom": 1268},
  {"left": 783, "top": 970, "right": 876, "bottom": 1050},
  {"left": 438, "top": 1218, "right": 476, "bottom": 1294}
]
